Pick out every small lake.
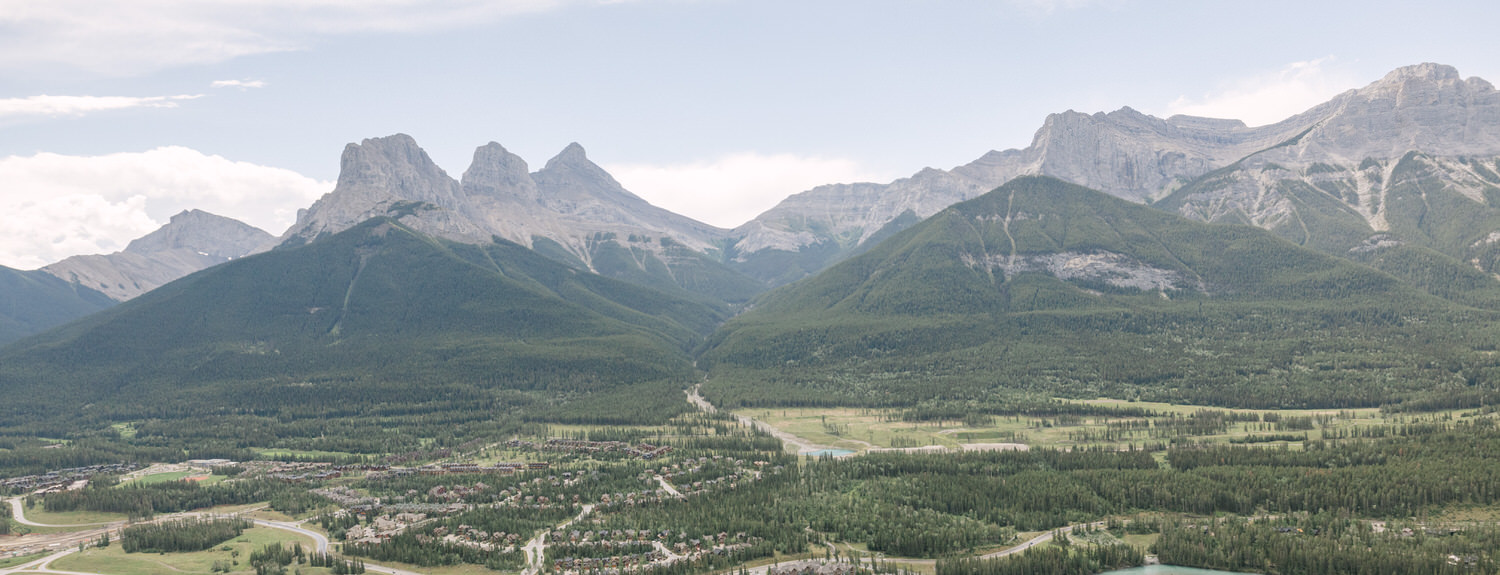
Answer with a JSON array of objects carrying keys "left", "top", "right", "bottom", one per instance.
[
  {"left": 802, "top": 449, "right": 856, "bottom": 457},
  {"left": 1102, "top": 567, "right": 1257, "bottom": 575}
]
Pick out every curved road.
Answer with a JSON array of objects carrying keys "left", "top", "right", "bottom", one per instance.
[{"left": 6, "top": 497, "right": 121, "bottom": 528}]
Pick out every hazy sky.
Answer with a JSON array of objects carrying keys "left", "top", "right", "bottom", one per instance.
[{"left": 1, "top": 0, "right": 1497, "bottom": 268}]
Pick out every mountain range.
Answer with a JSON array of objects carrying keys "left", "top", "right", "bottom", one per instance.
[{"left": 4, "top": 62, "right": 1500, "bottom": 421}]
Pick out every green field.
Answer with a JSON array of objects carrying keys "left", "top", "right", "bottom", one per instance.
[
  {"left": 19, "top": 506, "right": 128, "bottom": 526},
  {"left": 0, "top": 551, "right": 48, "bottom": 569},
  {"left": 120, "top": 470, "right": 220, "bottom": 486},
  {"left": 52, "top": 527, "right": 319, "bottom": 575},
  {"left": 737, "top": 400, "right": 1439, "bottom": 455}
]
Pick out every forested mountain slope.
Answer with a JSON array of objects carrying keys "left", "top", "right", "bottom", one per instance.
[
  {"left": 0, "top": 265, "right": 115, "bottom": 345},
  {"left": 700, "top": 177, "right": 1500, "bottom": 410},
  {"left": 0, "top": 217, "right": 723, "bottom": 429}
]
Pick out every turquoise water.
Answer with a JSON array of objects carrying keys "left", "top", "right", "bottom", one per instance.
[
  {"left": 802, "top": 449, "right": 856, "bottom": 457},
  {"left": 1102, "top": 567, "right": 1256, "bottom": 575}
]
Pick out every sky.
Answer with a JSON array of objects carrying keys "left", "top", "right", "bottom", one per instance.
[{"left": 1, "top": 0, "right": 1497, "bottom": 269}]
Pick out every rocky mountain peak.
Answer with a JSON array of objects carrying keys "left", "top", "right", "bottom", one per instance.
[
  {"left": 548, "top": 142, "right": 591, "bottom": 167},
  {"left": 280, "top": 133, "right": 478, "bottom": 246},
  {"left": 45, "top": 210, "right": 272, "bottom": 301},
  {"left": 535, "top": 142, "right": 642, "bottom": 203},
  {"left": 462, "top": 142, "right": 537, "bottom": 201},
  {"left": 1370, "top": 62, "right": 1463, "bottom": 90},
  {"left": 124, "top": 209, "right": 272, "bottom": 259},
  {"left": 335, "top": 134, "right": 460, "bottom": 207}
]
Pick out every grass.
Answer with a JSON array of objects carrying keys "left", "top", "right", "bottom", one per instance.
[
  {"left": 0, "top": 551, "right": 48, "bottom": 569},
  {"left": 734, "top": 400, "right": 1474, "bottom": 454},
  {"left": 120, "top": 470, "right": 217, "bottom": 486},
  {"left": 19, "top": 506, "right": 128, "bottom": 526},
  {"left": 51, "top": 526, "right": 318, "bottom": 575},
  {"left": 253, "top": 448, "right": 362, "bottom": 460}
]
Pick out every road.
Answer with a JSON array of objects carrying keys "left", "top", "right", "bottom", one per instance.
[
  {"left": 978, "top": 521, "right": 1107, "bottom": 560},
  {"left": 251, "top": 518, "right": 329, "bottom": 554},
  {"left": 654, "top": 475, "right": 683, "bottom": 498},
  {"left": 687, "top": 385, "right": 849, "bottom": 456},
  {"left": 0, "top": 547, "right": 107, "bottom": 575},
  {"left": 5, "top": 497, "right": 121, "bottom": 528},
  {"left": 522, "top": 504, "right": 595, "bottom": 575},
  {"left": 3, "top": 495, "right": 430, "bottom": 575}
]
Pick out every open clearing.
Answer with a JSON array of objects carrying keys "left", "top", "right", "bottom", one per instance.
[
  {"left": 51, "top": 526, "right": 318, "bottom": 575},
  {"left": 734, "top": 400, "right": 1475, "bottom": 455}
]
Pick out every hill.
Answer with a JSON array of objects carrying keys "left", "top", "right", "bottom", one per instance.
[
  {"left": 0, "top": 266, "right": 115, "bottom": 345},
  {"left": 0, "top": 217, "right": 724, "bottom": 433},
  {"left": 699, "top": 177, "right": 1500, "bottom": 411}
]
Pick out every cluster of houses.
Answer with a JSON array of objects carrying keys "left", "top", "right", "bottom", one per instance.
[
  {"left": 769, "top": 561, "right": 857, "bottom": 575},
  {"left": 547, "top": 531, "right": 763, "bottom": 574},
  {"left": 313, "top": 485, "right": 380, "bottom": 510},
  {"left": 652, "top": 456, "right": 763, "bottom": 495},
  {"left": 0, "top": 463, "right": 138, "bottom": 494},
  {"left": 343, "top": 512, "right": 430, "bottom": 545},
  {"left": 432, "top": 523, "right": 523, "bottom": 552},
  {"left": 550, "top": 550, "right": 668, "bottom": 573},
  {"left": 507, "top": 439, "right": 674, "bottom": 460},
  {"left": 365, "top": 461, "right": 548, "bottom": 480}
]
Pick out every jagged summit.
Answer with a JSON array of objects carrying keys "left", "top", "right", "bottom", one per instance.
[
  {"left": 279, "top": 134, "right": 755, "bottom": 304},
  {"left": 545, "top": 142, "right": 592, "bottom": 169},
  {"left": 461, "top": 142, "right": 537, "bottom": 201}
]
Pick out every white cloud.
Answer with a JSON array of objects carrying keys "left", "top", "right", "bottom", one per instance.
[
  {"left": 0, "top": 94, "right": 201, "bottom": 118},
  {"left": 0, "top": 0, "right": 617, "bottom": 74},
  {"left": 1163, "top": 58, "right": 1360, "bottom": 126},
  {"left": 607, "top": 153, "right": 892, "bottom": 229},
  {"left": 0, "top": 148, "right": 331, "bottom": 269},
  {"left": 211, "top": 79, "right": 266, "bottom": 89}
]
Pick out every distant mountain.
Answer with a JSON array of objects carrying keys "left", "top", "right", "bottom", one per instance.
[
  {"left": 279, "top": 135, "right": 761, "bottom": 305},
  {"left": 700, "top": 177, "right": 1496, "bottom": 410},
  {"left": 0, "top": 265, "right": 114, "bottom": 345},
  {"left": 42, "top": 209, "right": 273, "bottom": 301},
  {"left": 728, "top": 106, "right": 1321, "bottom": 285},
  {"left": 0, "top": 217, "right": 723, "bottom": 425},
  {"left": 1156, "top": 64, "right": 1500, "bottom": 302},
  {"left": 727, "top": 63, "right": 1500, "bottom": 291}
]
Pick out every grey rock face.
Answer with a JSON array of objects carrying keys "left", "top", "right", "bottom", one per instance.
[
  {"left": 43, "top": 210, "right": 273, "bottom": 301},
  {"left": 279, "top": 135, "right": 738, "bottom": 291},
  {"left": 732, "top": 102, "right": 1323, "bottom": 272},
  {"left": 1162, "top": 63, "right": 1500, "bottom": 250},
  {"left": 733, "top": 63, "right": 1500, "bottom": 284},
  {"left": 280, "top": 134, "right": 484, "bottom": 246}
]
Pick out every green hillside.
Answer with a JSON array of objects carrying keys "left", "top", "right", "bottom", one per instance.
[
  {"left": 0, "top": 218, "right": 723, "bottom": 432},
  {"left": 1158, "top": 153, "right": 1500, "bottom": 310},
  {"left": 699, "top": 176, "right": 1500, "bottom": 411},
  {"left": 0, "top": 266, "right": 114, "bottom": 345}
]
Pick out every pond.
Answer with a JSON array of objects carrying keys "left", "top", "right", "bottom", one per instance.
[
  {"left": 1102, "top": 566, "right": 1258, "bottom": 575},
  {"left": 802, "top": 448, "right": 856, "bottom": 457}
]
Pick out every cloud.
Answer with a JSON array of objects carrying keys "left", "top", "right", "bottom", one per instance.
[
  {"left": 211, "top": 79, "right": 266, "bottom": 89},
  {"left": 0, "top": 94, "right": 201, "bottom": 118},
  {"left": 607, "top": 153, "right": 892, "bottom": 229},
  {"left": 0, "top": 147, "right": 331, "bottom": 269},
  {"left": 1163, "top": 58, "right": 1360, "bottom": 126},
  {"left": 0, "top": 0, "right": 616, "bottom": 74}
]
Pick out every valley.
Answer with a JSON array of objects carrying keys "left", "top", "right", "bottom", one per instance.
[{"left": 6, "top": 62, "right": 1500, "bottom": 575}]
